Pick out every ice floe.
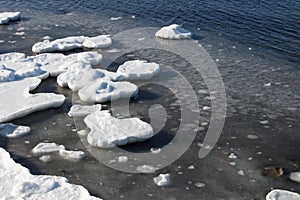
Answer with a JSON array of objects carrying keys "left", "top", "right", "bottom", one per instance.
[
  {"left": 155, "top": 24, "right": 192, "bottom": 39},
  {"left": 153, "top": 173, "right": 171, "bottom": 186},
  {"left": 84, "top": 110, "right": 154, "bottom": 148},
  {"left": 0, "top": 123, "right": 31, "bottom": 138},
  {"left": 117, "top": 60, "right": 160, "bottom": 80},
  {"left": 289, "top": 172, "right": 300, "bottom": 183},
  {"left": 78, "top": 79, "right": 138, "bottom": 103},
  {"left": 0, "top": 12, "right": 21, "bottom": 24},
  {"left": 32, "top": 35, "right": 112, "bottom": 53},
  {"left": 32, "top": 142, "right": 65, "bottom": 154},
  {"left": 266, "top": 189, "right": 300, "bottom": 200},
  {"left": 0, "top": 78, "right": 65, "bottom": 123},
  {"left": 0, "top": 148, "right": 101, "bottom": 200},
  {"left": 136, "top": 165, "right": 157, "bottom": 173},
  {"left": 68, "top": 105, "right": 102, "bottom": 117},
  {"left": 59, "top": 149, "right": 85, "bottom": 160}
]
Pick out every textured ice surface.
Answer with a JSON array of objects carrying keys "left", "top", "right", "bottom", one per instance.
[
  {"left": 78, "top": 79, "right": 138, "bottom": 103},
  {"left": 153, "top": 174, "right": 171, "bottom": 186},
  {"left": 289, "top": 172, "right": 300, "bottom": 183},
  {"left": 117, "top": 60, "right": 160, "bottom": 80},
  {"left": 59, "top": 149, "right": 85, "bottom": 160},
  {"left": 84, "top": 110, "right": 154, "bottom": 148},
  {"left": 0, "top": 148, "right": 101, "bottom": 200},
  {"left": 155, "top": 24, "right": 192, "bottom": 39},
  {"left": 0, "top": 78, "right": 65, "bottom": 123},
  {"left": 32, "top": 142, "right": 65, "bottom": 154},
  {"left": 266, "top": 189, "right": 300, "bottom": 200},
  {"left": 32, "top": 35, "right": 112, "bottom": 53},
  {"left": 68, "top": 105, "right": 102, "bottom": 117},
  {"left": 0, "top": 12, "right": 21, "bottom": 24},
  {"left": 0, "top": 123, "right": 31, "bottom": 138}
]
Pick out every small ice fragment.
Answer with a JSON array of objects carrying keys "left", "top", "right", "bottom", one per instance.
[
  {"left": 229, "top": 153, "right": 237, "bottom": 159},
  {"left": 110, "top": 17, "right": 122, "bottom": 20},
  {"left": 188, "top": 165, "right": 195, "bottom": 170},
  {"left": 238, "top": 170, "right": 245, "bottom": 176},
  {"left": 15, "top": 32, "right": 25, "bottom": 36},
  {"left": 194, "top": 182, "right": 205, "bottom": 188},
  {"left": 136, "top": 165, "right": 157, "bottom": 173},
  {"left": 289, "top": 172, "right": 300, "bottom": 183},
  {"left": 0, "top": 123, "right": 30, "bottom": 138},
  {"left": 118, "top": 156, "right": 129, "bottom": 163},
  {"left": 43, "top": 36, "right": 52, "bottom": 40},
  {"left": 153, "top": 173, "right": 171, "bottom": 186},
  {"left": 248, "top": 47, "right": 252, "bottom": 50},
  {"left": 260, "top": 120, "right": 269, "bottom": 125},
  {"left": 32, "top": 142, "right": 65, "bottom": 154},
  {"left": 264, "top": 82, "right": 271, "bottom": 87},
  {"left": 39, "top": 155, "right": 52, "bottom": 163},
  {"left": 229, "top": 162, "right": 236, "bottom": 166},
  {"left": 248, "top": 157, "right": 253, "bottom": 161},
  {"left": 247, "top": 134, "right": 259, "bottom": 140},
  {"left": 0, "top": 12, "right": 21, "bottom": 24},
  {"left": 266, "top": 189, "right": 300, "bottom": 200},
  {"left": 68, "top": 104, "right": 102, "bottom": 117},
  {"left": 201, "top": 122, "right": 208, "bottom": 126},
  {"left": 155, "top": 24, "right": 192, "bottom": 39},
  {"left": 202, "top": 106, "right": 211, "bottom": 111},
  {"left": 77, "top": 130, "right": 88, "bottom": 136},
  {"left": 131, "top": 15, "right": 136, "bottom": 19},
  {"left": 59, "top": 149, "right": 85, "bottom": 160},
  {"left": 150, "top": 148, "right": 161, "bottom": 154}
]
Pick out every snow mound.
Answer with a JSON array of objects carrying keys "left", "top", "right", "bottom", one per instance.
[
  {"left": 0, "top": 78, "right": 65, "bottom": 123},
  {"left": 32, "top": 142, "right": 65, "bottom": 154},
  {"left": 32, "top": 35, "right": 112, "bottom": 53},
  {"left": 0, "top": 12, "right": 21, "bottom": 24},
  {"left": 290, "top": 172, "right": 300, "bottom": 183},
  {"left": 155, "top": 24, "right": 192, "bottom": 39},
  {"left": 68, "top": 105, "right": 102, "bottom": 117},
  {"left": 266, "top": 189, "right": 300, "bottom": 200},
  {"left": 0, "top": 148, "right": 101, "bottom": 200},
  {"left": 153, "top": 173, "right": 171, "bottom": 186},
  {"left": 78, "top": 79, "right": 138, "bottom": 103},
  {"left": 59, "top": 149, "right": 85, "bottom": 160},
  {"left": 117, "top": 60, "right": 160, "bottom": 80},
  {"left": 84, "top": 110, "right": 154, "bottom": 148},
  {"left": 0, "top": 123, "right": 31, "bottom": 138}
]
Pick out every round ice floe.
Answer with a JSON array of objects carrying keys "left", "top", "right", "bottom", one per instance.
[
  {"left": 266, "top": 189, "right": 300, "bottom": 200},
  {"left": 289, "top": 172, "right": 300, "bottom": 183},
  {"left": 0, "top": 123, "right": 31, "bottom": 138},
  {"left": 117, "top": 60, "right": 160, "bottom": 80},
  {"left": 31, "top": 142, "right": 65, "bottom": 154},
  {"left": 153, "top": 173, "right": 171, "bottom": 186},
  {"left": 82, "top": 35, "right": 112, "bottom": 49},
  {"left": 84, "top": 110, "right": 154, "bottom": 148},
  {"left": 0, "top": 12, "right": 21, "bottom": 24},
  {"left": 155, "top": 24, "right": 192, "bottom": 39},
  {"left": 78, "top": 79, "right": 138, "bottom": 103},
  {"left": 68, "top": 104, "right": 102, "bottom": 117}
]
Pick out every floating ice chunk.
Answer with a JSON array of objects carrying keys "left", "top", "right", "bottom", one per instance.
[
  {"left": 0, "top": 78, "right": 65, "bottom": 123},
  {"left": 203, "top": 106, "right": 211, "bottom": 111},
  {"left": 117, "top": 60, "right": 160, "bottom": 80},
  {"left": 136, "top": 165, "right": 157, "bottom": 173},
  {"left": 150, "top": 147, "right": 161, "bottom": 154},
  {"left": 237, "top": 170, "right": 245, "bottom": 176},
  {"left": 32, "top": 35, "right": 112, "bottom": 53},
  {"left": 0, "top": 123, "right": 30, "bottom": 138},
  {"left": 0, "top": 148, "right": 101, "bottom": 200},
  {"left": 264, "top": 82, "right": 272, "bottom": 87},
  {"left": 0, "top": 12, "right": 21, "bottom": 24},
  {"left": 118, "top": 156, "right": 129, "bottom": 163},
  {"left": 229, "top": 153, "right": 237, "bottom": 159},
  {"left": 84, "top": 110, "right": 154, "bottom": 148},
  {"left": 194, "top": 182, "right": 206, "bottom": 188},
  {"left": 82, "top": 35, "right": 112, "bottom": 49},
  {"left": 289, "top": 172, "right": 300, "bottom": 183},
  {"left": 57, "top": 68, "right": 121, "bottom": 91},
  {"left": 155, "top": 24, "right": 192, "bottom": 39},
  {"left": 59, "top": 149, "right": 85, "bottom": 160},
  {"left": 266, "top": 189, "right": 300, "bottom": 200},
  {"left": 110, "top": 17, "right": 122, "bottom": 21},
  {"left": 78, "top": 79, "right": 138, "bottom": 103},
  {"left": 32, "top": 142, "right": 65, "bottom": 154},
  {"left": 153, "top": 174, "right": 171, "bottom": 186},
  {"left": 260, "top": 120, "right": 269, "bottom": 125},
  {"left": 39, "top": 155, "right": 52, "bottom": 163},
  {"left": 68, "top": 104, "right": 102, "bottom": 117}
]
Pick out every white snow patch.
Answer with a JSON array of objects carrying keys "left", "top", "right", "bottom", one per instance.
[
  {"left": 266, "top": 189, "right": 300, "bottom": 200},
  {"left": 155, "top": 24, "right": 192, "bottom": 39},
  {"left": 68, "top": 104, "right": 102, "bottom": 117},
  {"left": 0, "top": 148, "right": 101, "bottom": 200},
  {"left": 153, "top": 173, "right": 171, "bottom": 186},
  {"left": 78, "top": 79, "right": 138, "bottom": 103},
  {"left": 289, "top": 172, "right": 300, "bottom": 183},
  {"left": 110, "top": 17, "right": 122, "bottom": 21},
  {"left": 84, "top": 110, "right": 154, "bottom": 148},
  {"left": 32, "top": 35, "right": 112, "bottom": 53},
  {"left": 0, "top": 78, "right": 65, "bottom": 123},
  {"left": 0, "top": 123, "right": 30, "bottom": 138},
  {"left": 32, "top": 142, "right": 65, "bottom": 154},
  {"left": 260, "top": 120, "right": 269, "bottom": 125},
  {"left": 117, "top": 60, "right": 160, "bottom": 80},
  {"left": 59, "top": 149, "right": 85, "bottom": 160},
  {"left": 0, "top": 12, "right": 21, "bottom": 24}
]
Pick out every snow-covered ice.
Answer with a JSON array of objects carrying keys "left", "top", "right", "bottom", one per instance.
[
  {"left": 0, "top": 12, "right": 21, "bottom": 24},
  {"left": 59, "top": 149, "right": 85, "bottom": 160},
  {"left": 0, "top": 148, "right": 101, "bottom": 200},
  {"left": 266, "top": 189, "right": 300, "bottom": 200},
  {"left": 32, "top": 142, "right": 65, "bottom": 154},
  {"left": 84, "top": 110, "right": 154, "bottom": 148},
  {"left": 117, "top": 60, "right": 160, "bottom": 80},
  {"left": 289, "top": 172, "right": 300, "bottom": 183},
  {"left": 155, "top": 24, "right": 192, "bottom": 39},
  {"left": 68, "top": 105, "right": 102, "bottom": 117},
  {"left": 153, "top": 173, "right": 171, "bottom": 186},
  {"left": 0, "top": 123, "right": 31, "bottom": 138},
  {"left": 78, "top": 79, "right": 138, "bottom": 103},
  {"left": 32, "top": 35, "right": 112, "bottom": 53},
  {"left": 0, "top": 78, "right": 65, "bottom": 123}
]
